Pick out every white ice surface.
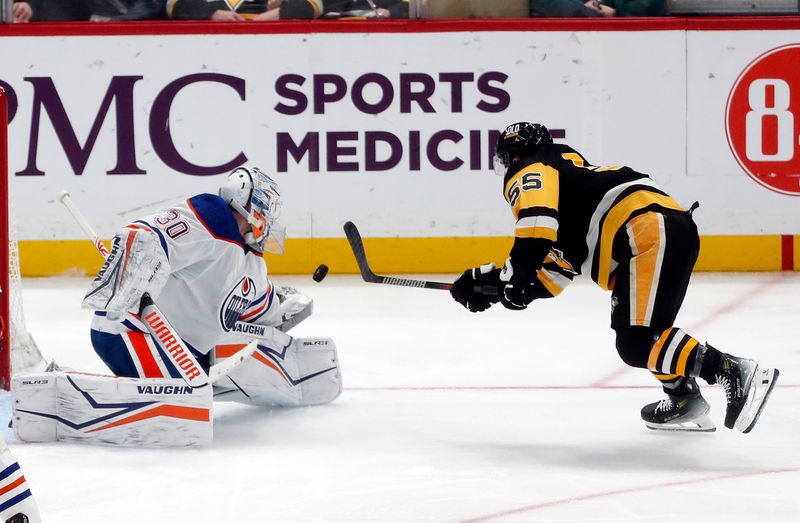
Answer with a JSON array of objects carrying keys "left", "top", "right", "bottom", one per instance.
[{"left": 4, "top": 273, "right": 799, "bottom": 522}]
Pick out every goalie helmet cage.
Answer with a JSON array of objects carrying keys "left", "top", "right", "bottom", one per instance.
[{"left": 1, "top": 86, "right": 42, "bottom": 390}]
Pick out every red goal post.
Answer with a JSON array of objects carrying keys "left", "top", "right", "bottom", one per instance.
[
  {"left": 0, "top": 86, "right": 43, "bottom": 390},
  {"left": 1, "top": 86, "right": 11, "bottom": 389}
]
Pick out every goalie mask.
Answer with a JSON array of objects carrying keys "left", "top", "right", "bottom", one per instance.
[
  {"left": 493, "top": 122, "right": 553, "bottom": 177},
  {"left": 219, "top": 166, "right": 285, "bottom": 254}
]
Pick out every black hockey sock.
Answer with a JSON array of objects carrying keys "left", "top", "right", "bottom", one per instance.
[{"left": 698, "top": 344, "right": 723, "bottom": 384}]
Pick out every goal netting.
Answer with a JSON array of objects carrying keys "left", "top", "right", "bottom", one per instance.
[{"left": 1, "top": 87, "right": 45, "bottom": 389}]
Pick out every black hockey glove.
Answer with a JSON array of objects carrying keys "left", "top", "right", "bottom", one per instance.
[
  {"left": 499, "top": 258, "right": 537, "bottom": 311},
  {"left": 451, "top": 263, "right": 501, "bottom": 313}
]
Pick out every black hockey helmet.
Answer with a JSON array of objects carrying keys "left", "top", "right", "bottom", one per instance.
[{"left": 493, "top": 122, "right": 553, "bottom": 176}]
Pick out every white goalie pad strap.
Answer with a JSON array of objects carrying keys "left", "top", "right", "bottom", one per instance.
[
  {"left": 213, "top": 336, "right": 341, "bottom": 407},
  {"left": 12, "top": 372, "right": 212, "bottom": 447},
  {"left": 82, "top": 226, "right": 170, "bottom": 320},
  {"left": 0, "top": 437, "right": 42, "bottom": 523}
]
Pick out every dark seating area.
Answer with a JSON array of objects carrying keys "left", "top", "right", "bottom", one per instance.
[{"left": 1, "top": 0, "right": 799, "bottom": 23}]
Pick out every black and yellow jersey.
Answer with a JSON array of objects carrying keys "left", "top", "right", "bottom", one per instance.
[{"left": 503, "top": 143, "right": 683, "bottom": 293}]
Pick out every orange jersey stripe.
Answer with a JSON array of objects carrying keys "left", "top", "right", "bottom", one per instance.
[
  {"left": 0, "top": 475, "right": 26, "bottom": 497},
  {"left": 240, "top": 301, "right": 267, "bottom": 322}
]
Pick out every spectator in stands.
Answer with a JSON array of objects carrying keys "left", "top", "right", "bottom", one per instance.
[
  {"left": 279, "top": 0, "right": 409, "bottom": 19},
  {"left": 12, "top": 0, "right": 33, "bottom": 22},
  {"left": 94, "top": 0, "right": 165, "bottom": 20},
  {"left": 167, "top": 0, "right": 408, "bottom": 20},
  {"left": 26, "top": 0, "right": 164, "bottom": 21},
  {"left": 601, "top": 0, "right": 667, "bottom": 16},
  {"left": 530, "top": 0, "right": 666, "bottom": 17},
  {"left": 25, "top": 0, "right": 91, "bottom": 21},
  {"left": 168, "top": 0, "right": 279, "bottom": 20}
]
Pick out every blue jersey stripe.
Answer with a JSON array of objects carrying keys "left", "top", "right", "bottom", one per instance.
[
  {"left": 0, "top": 462, "right": 20, "bottom": 482},
  {"left": 0, "top": 490, "right": 32, "bottom": 513},
  {"left": 248, "top": 291, "right": 275, "bottom": 323}
]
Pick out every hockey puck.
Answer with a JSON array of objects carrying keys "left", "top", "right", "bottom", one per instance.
[{"left": 312, "top": 264, "right": 329, "bottom": 282}]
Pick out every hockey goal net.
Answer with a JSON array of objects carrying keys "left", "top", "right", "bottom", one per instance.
[{"left": 1, "top": 86, "right": 43, "bottom": 390}]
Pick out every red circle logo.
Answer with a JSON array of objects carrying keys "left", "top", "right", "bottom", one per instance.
[{"left": 726, "top": 44, "right": 800, "bottom": 196}]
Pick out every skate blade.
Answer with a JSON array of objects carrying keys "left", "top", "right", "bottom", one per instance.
[
  {"left": 645, "top": 415, "right": 716, "bottom": 433},
  {"left": 735, "top": 367, "right": 779, "bottom": 434}
]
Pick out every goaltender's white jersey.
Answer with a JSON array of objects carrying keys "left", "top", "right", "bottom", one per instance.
[{"left": 91, "top": 193, "right": 280, "bottom": 354}]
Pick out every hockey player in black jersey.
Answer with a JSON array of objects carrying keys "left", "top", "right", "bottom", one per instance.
[{"left": 451, "top": 122, "right": 779, "bottom": 433}]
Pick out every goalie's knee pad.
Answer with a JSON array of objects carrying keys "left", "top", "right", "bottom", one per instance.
[
  {"left": 213, "top": 336, "right": 342, "bottom": 407},
  {"left": 12, "top": 372, "right": 212, "bottom": 447}
]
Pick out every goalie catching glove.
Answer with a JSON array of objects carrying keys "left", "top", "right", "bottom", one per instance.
[
  {"left": 451, "top": 263, "right": 501, "bottom": 313},
  {"left": 274, "top": 285, "right": 313, "bottom": 332},
  {"left": 82, "top": 226, "right": 170, "bottom": 320}
]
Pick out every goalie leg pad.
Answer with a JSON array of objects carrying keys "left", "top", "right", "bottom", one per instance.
[
  {"left": 213, "top": 336, "right": 342, "bottom": 407},
  {"left": 12, "top": 372, "right": 212, "bottom": 447},
  {"left": 0, "top": 436, "right": 42, "bottom": 523}
]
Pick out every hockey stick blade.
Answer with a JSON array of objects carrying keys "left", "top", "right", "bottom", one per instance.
[
  {"left": 343, "top": 221, "right": 383, "bottom": 284},
  {"left": 343, "top": 221, "right": 498, "bottom": 295}
]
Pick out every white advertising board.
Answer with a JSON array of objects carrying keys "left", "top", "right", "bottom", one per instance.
[{"left": 1, "top": 25, "right": 798, "bottom": 241}]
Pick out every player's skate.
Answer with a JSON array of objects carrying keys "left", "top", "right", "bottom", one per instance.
[
  {"left": 715, "top": 353, "right": 779, "bottom": 433},
  {"left": 641, "top": 379, "right": 715, "bottom": 432}
]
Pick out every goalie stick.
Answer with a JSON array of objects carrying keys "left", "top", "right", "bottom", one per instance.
[
  {"left": 343, "top": 221, "right": 499, "bottom": 295},
  {"left": 58, "top": 191, "right": 257, "bottom": 387}
]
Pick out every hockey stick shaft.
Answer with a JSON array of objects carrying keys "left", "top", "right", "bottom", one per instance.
[
  {"left": 58, "top": 190, "right": 110, "bottom": 258},
  {"left": 343, "top": 221, "right": 499, "bottom": 295},
  {"left": 58, "top": 191, "right": 256, "bottom": 386}
]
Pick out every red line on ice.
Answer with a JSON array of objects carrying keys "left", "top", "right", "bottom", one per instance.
[
  {"left": 454, "top": 468, "right": 800, "bottom": 523},
  {"left": 345, "top": 384, "right": 799, "bottom": 391}
]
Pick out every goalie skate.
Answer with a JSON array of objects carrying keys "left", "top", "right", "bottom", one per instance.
[
  {"left": 641, "top": 391, "right": 716, "bottom": 432},
  {"left": 732, "top": 367, "right": 779, "bottom": 434}
]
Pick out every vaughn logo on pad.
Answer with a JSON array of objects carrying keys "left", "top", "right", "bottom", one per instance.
[{"left": 137, "top": 385, "right": 193, "bottom": 395}]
